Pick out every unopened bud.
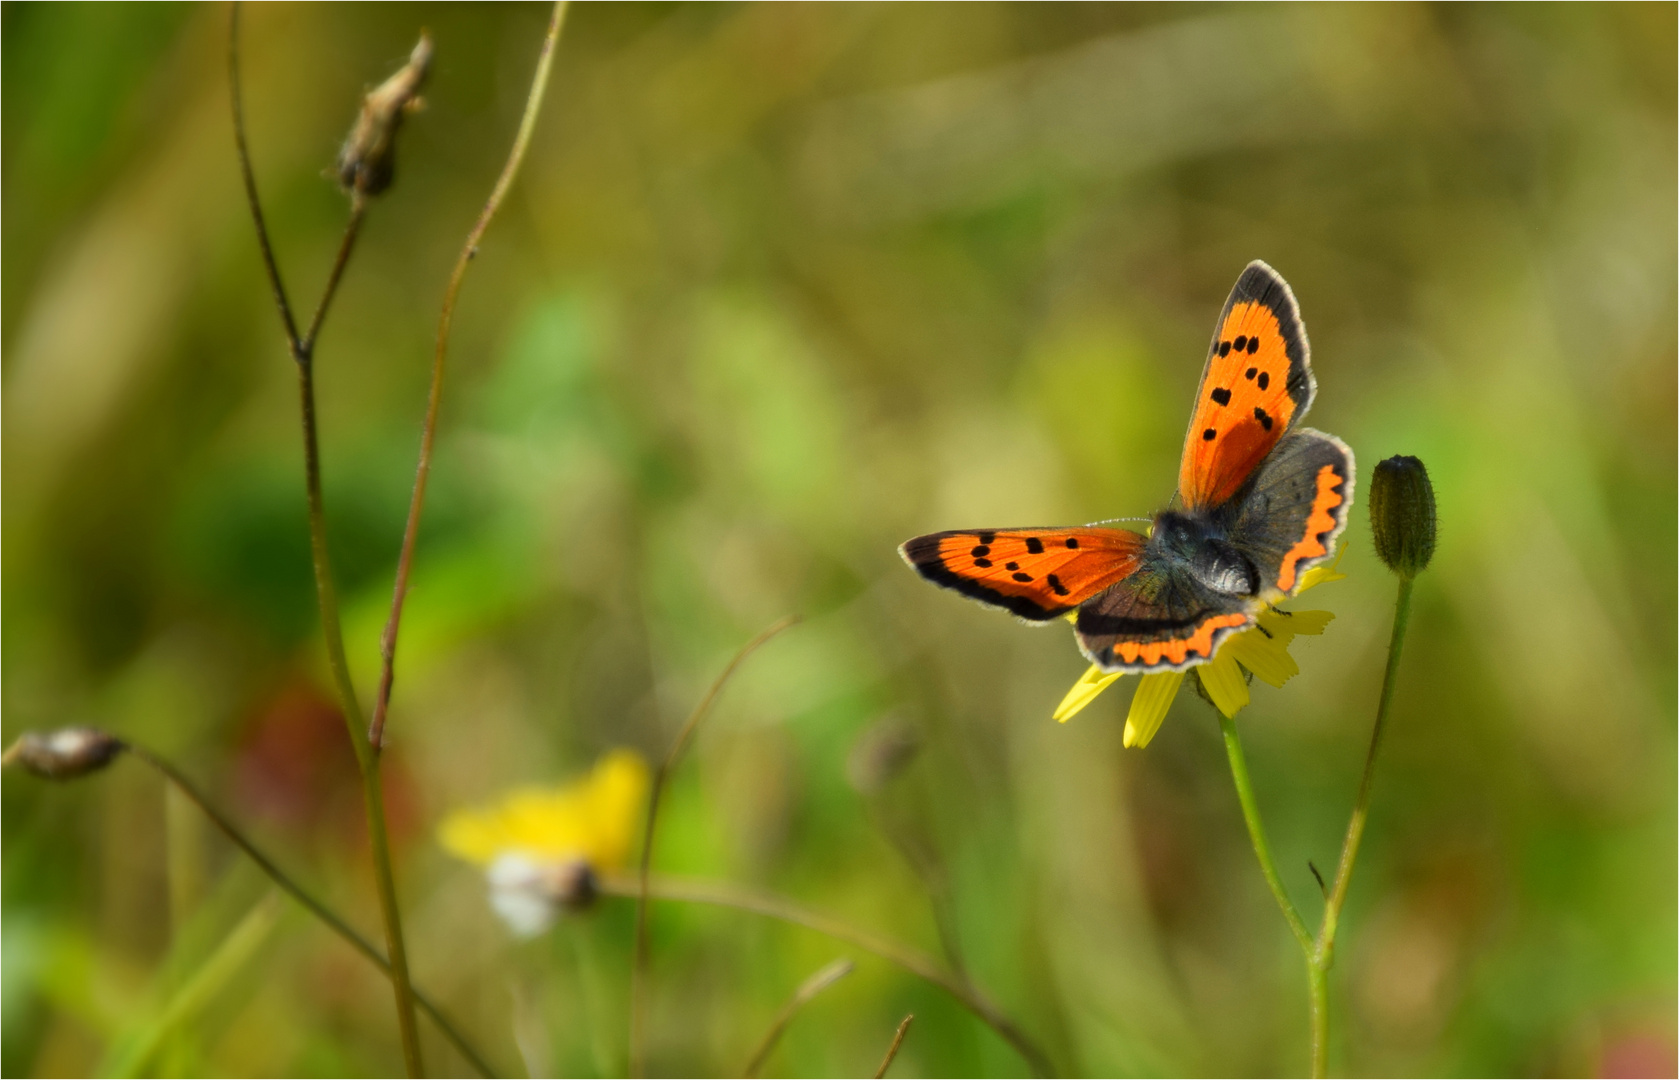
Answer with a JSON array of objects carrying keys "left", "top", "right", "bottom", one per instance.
[
  {"left": 335, "top": 32, "right": 433, "bottom": 197},
  {"left": 3, "top": 727, "right": 126, "bottom": 780},
  {"left": 1369, "top": 455, "right": 1436, "bottom": 578}
]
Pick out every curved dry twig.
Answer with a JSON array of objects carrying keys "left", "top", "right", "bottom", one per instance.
[
  {"left": 370, "top": 0, "right": 569, "bottom": 752},
  {"left": 629, "top": 615, "right": 799, "bottom": 1076},
  {"left": 874, "top": 1014, "right": 915, "bottom": 1078},
  {"left": 606, "top": 873, "right": 1054, "bottom": 1077}
]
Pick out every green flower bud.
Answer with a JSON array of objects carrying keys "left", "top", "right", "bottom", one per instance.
[
  {"left": 3, "top": 727, "right": 126, "bottom": 780},
  {"left": 1369, "top": 456, "right": 1436, "bottom": 578}
]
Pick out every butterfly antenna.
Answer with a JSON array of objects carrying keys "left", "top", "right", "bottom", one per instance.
[{"left": 1084, "top": 516, "right": 1154, "bottom": 527}]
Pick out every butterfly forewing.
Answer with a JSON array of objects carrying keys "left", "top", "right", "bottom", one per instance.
[
  {"left": 899, "top": 527, "right": 1147, "bottom": 621},
  {"left": 1179, "top": 261, "right": 1315, "bottom": 510}
]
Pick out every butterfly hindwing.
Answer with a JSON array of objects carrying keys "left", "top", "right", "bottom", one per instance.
[
  {"left": 1180, "top": 261, "right": 1315, "bottom": 510},
  {"left": 899, "top": 527, "right": 1147, "bottom": 621},
  {"left": 1227, "top": 428, "right": 1354, "bottom": 595},
  {"left": 1073, "top": 561, "right": 1253, "bottom": 672}
]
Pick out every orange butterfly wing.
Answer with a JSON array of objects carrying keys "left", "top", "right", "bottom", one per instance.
[
  {"left": 1179, "top": 261, "right": 1316, "bottom": 510},
  {"left": 899, "top": 527, "right": 1146, "bottom": 621}
]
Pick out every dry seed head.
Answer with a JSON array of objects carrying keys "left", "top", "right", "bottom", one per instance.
[
  {"left": 3, "top": 727, "right": 126, "bottom": 780},
  {"left": 335, "top": 32, "right": 433, "bottom": 197}
]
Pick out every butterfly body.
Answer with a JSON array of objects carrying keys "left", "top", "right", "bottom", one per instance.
[{"left": 901, "top": 262, "right": 1354, "bottom": 674}]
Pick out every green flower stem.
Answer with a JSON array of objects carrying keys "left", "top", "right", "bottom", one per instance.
[
  {"left": 604, "top": 874, "right": 1054, "bottom": 1078},
  {"left": 124, "top": 744, "right": 499, "bottom": 1077},
  {"left": 230, "top": 9, "right": 422, "bottom": 1067},
  {"left": 1308, "top": 573, "right": 1415, "bottom": 1076},
  {"left": 1218, "top": 712, "right": 1314, "bottom": 953},
  {"left": 1222, "top": 573, "right": 1416, "bottom": 1077}
]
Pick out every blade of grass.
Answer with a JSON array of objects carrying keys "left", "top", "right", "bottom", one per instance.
[
  {"left": 741, "top": 958, "right": 854, "bottom": 1077},
  {"left": 105, "top": 892, "right": 284, "bottom": 1078},
  {"left": 125, "top": 743, "right": 501, "bottom": 1077}
]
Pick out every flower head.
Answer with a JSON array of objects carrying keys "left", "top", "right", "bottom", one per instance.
[
  {"left": 3, "top": 727, "right": 126, "bottom": 780},
  {"left": 440, "top": 748, "right": 649, "bottom": 936},
  {"left": 1052, "top": 550, "right": 1346, "bottom": 747}
]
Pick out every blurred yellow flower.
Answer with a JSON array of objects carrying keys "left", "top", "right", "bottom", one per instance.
[
  {"left": 1053, "top": 552, "right": 1347, "bottom": 748},
  {"left": 439, "top": 748, "right": 649, "bottom": 935}
]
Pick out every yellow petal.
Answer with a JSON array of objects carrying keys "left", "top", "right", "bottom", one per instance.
[
  {"left": 1298, "top": 547, "right": 1348, "bottom": 593},
  {"left": 1053, "top": 664, "right": 1126, "bottom": 723},
  {"left": 1222, "top": 626, "right": 1300, "bottom": 689},
  {"left": 581, "top": 749, "right": 651, "bottom": 868},
  {"left": 1198, "top": 647, "right": 1250, "bottom": 717},
  {"left": 1255, "top": 607, "right": 1335, "bottom": 650},
  {"left": 1123, "top": 671, "right": 1184, "bottom": 748},
  {"left": 1282, "top": 609, "right": 1334, "bottom": 636},
  {"left": 438, "top": 748, "right": 650, "bottom": 870}
]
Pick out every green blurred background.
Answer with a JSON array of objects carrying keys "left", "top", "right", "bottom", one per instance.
[{"left": 4, "top": 3, "right": 1674, "bottom": 1076}]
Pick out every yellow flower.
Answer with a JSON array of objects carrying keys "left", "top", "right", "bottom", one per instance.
[
  {"left": 1053, "top": 551, "right": 1347, "bottom": 748},
  {"left": 439, "top": 748, "right": 649, "bottom": 935}
]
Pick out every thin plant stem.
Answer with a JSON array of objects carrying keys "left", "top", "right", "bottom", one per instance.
[
  {"left": 369, "top": 0, "right": 568, "bottom": 752},
  {"left": 629, "top": 615, "right": 798, "bottom": 1077},
  {"left": 1308, "top": 574, "right": 1415, "bottom": 1077},
  {"left": 1218, "top": 712, "right": 1313, "bottom": 953},
  {"left": 301, "top": 198, "right": 367, "bottom": 357},
  {"left": 124, "top": 744, "right": 500, "bottom": 1078},
  {"left": 873, "top": 1014, "right": 914, "bottom": 1078},
  {"left": 229, "top": 8, "right": 422, "bottom": 1070},
  {"left": 228, "top": 5, "right": 297, "bottom": 348},
  {"left": 741, "top": 958, "right": 854, "bottom": 1077},
  {"left": 603, "top": 874, "right": 1055, "bottom": 1078},
  {"left": 1219, "top": 573, "right": 1418, "bottom": 1078}
]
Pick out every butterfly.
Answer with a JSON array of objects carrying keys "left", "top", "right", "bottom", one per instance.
[{"left": 900, "top": 261, "right": 1354, "bottom": 673}]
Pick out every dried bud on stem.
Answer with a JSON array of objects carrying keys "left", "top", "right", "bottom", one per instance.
[
  {"left": 1369, "top": 455, "right": 1437, "bottom": 578},
  {"left": 3, "top": 727, "right": 127, "bottom": 780},
  {"left": 846, "top": 716, "right": 921, "bottom": 795},
  {"left": 336, "top": 32, "right": 433, "bottom": 198}
]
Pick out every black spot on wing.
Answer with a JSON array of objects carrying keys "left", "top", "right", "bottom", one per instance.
[
  {"left": 1210, "top": 387, "right": 1231, "bottom": 406},
  {"left": 1025, "top": 537, "right": 1044, "bottom": 554},
  {"left": 902, "top": 547, "right": 1069, "bottom": 621}
]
